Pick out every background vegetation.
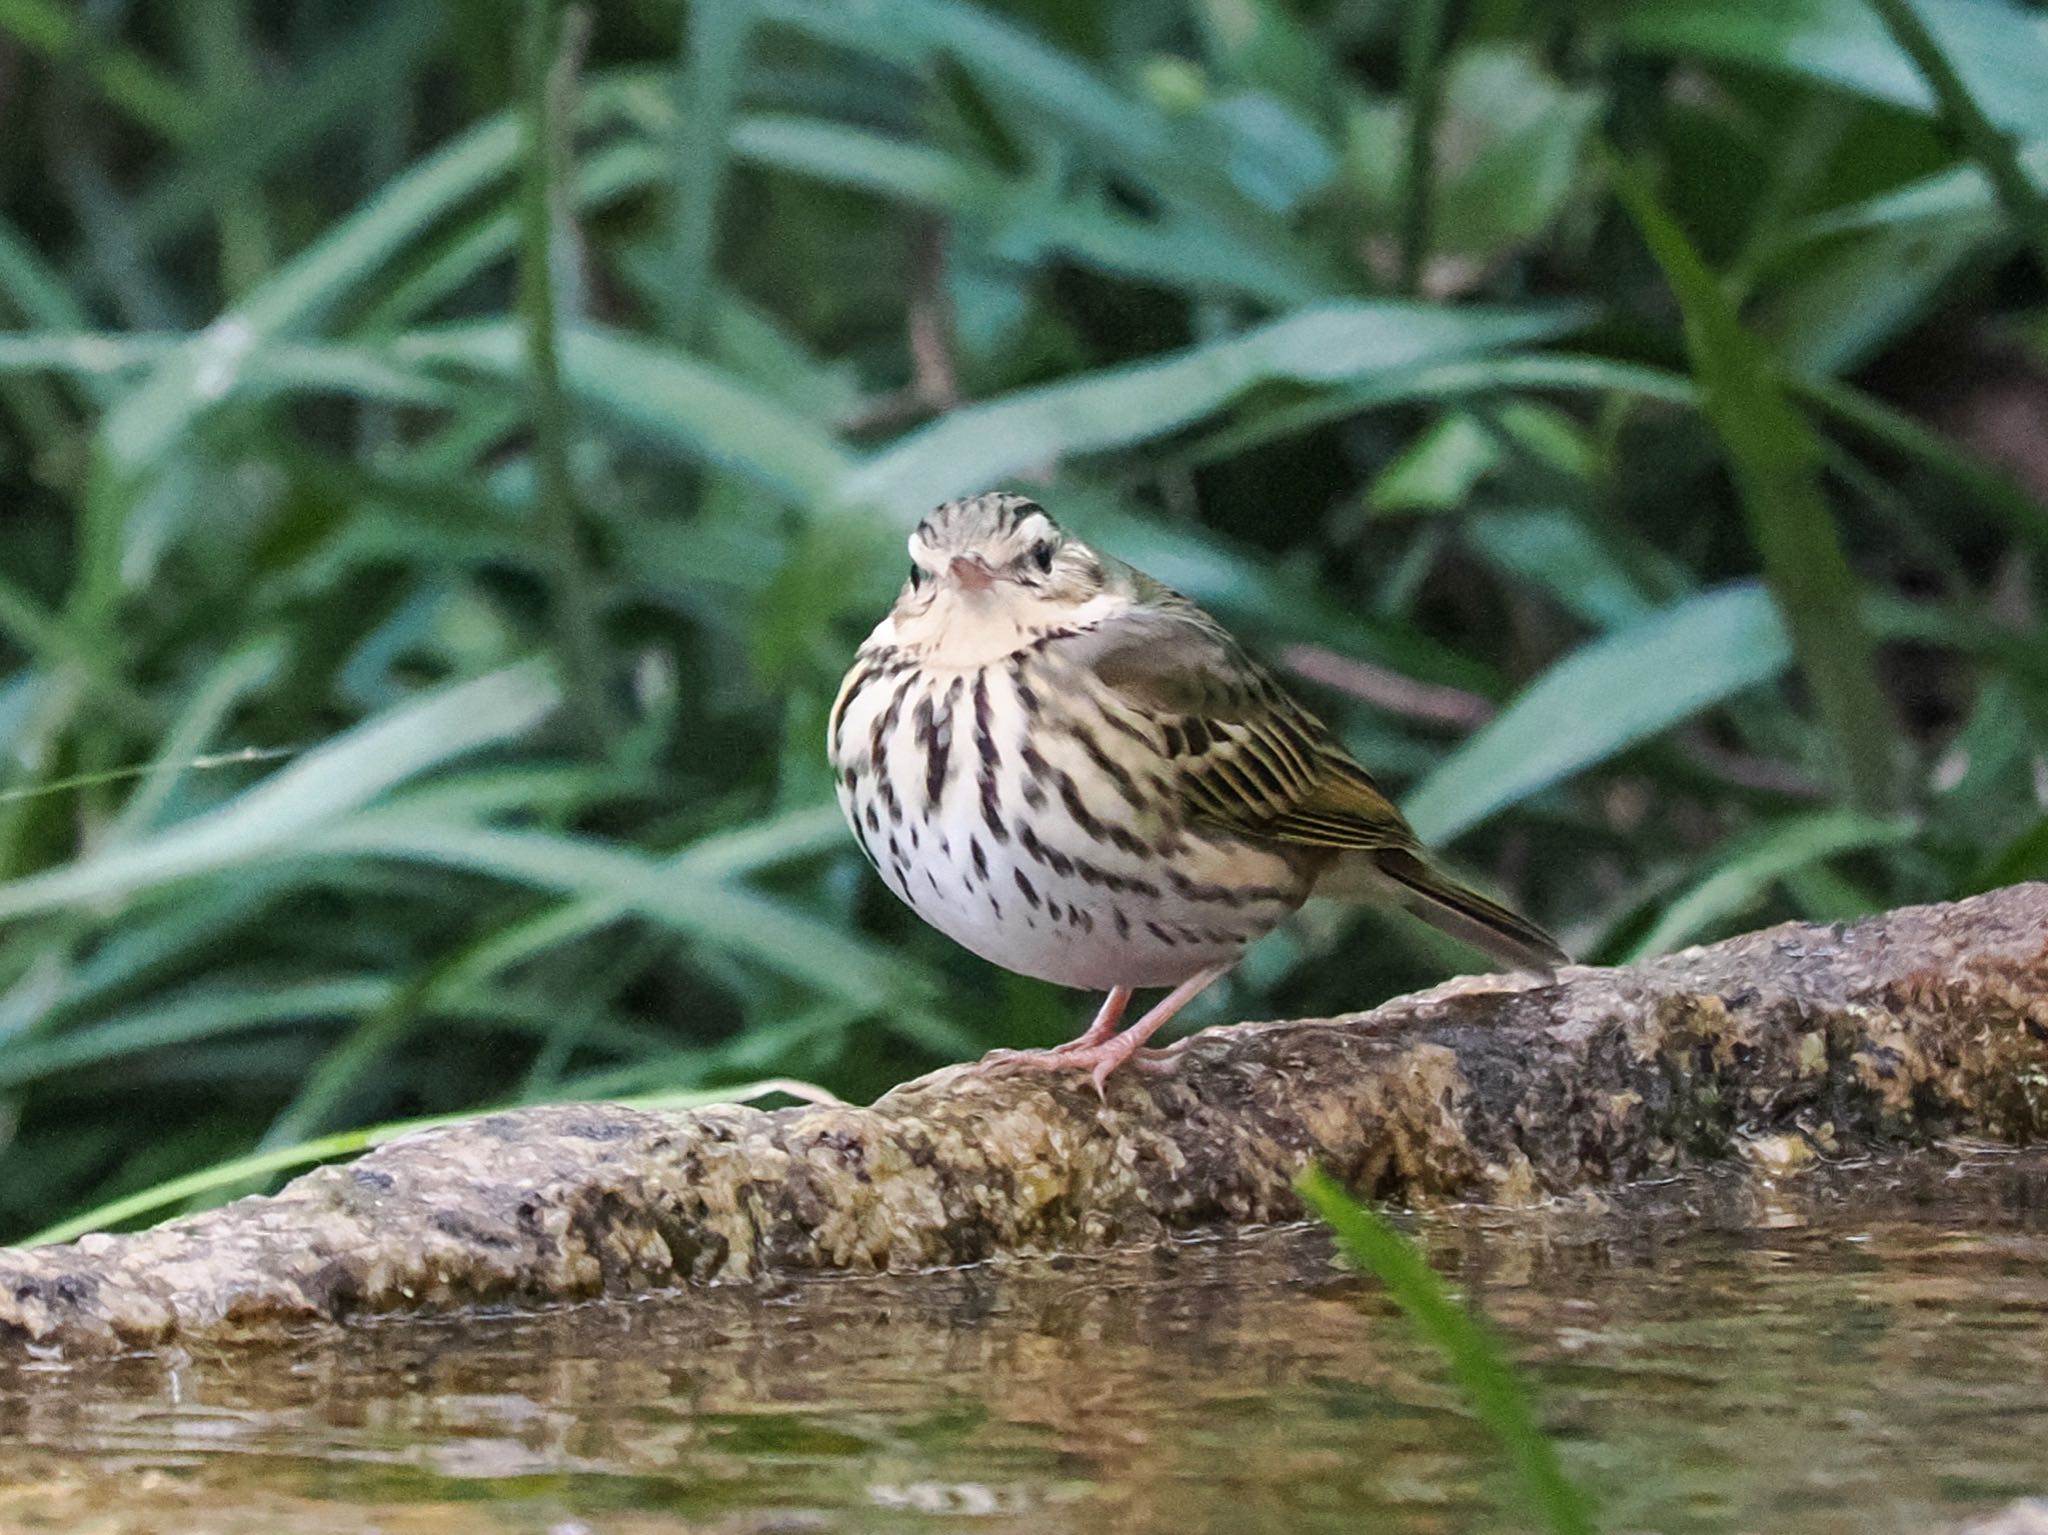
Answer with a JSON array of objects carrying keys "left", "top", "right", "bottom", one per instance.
[{"left": 0, "top": 0, "right": 2043, "bottom": 1241}]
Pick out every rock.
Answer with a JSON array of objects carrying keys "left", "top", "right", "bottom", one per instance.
[{"left": 1, "top": 883, "right": 2043, "bottom": 1355}]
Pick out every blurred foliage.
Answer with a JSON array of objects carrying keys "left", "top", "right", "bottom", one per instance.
[{"left": 0, "top": 0, "right": 2044, "bottom": 1240}]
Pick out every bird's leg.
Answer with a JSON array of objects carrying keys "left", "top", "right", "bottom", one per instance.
[
  {"left": 981, "top": 986, "right": 1131, "bottom": 1067},
  {"left": 1074, "top": 965, "right": 1231, "bottom": 1094},
  {"left": 1049, "top": 986, "right": 1132, "bottom": 1054},
  {"left": 990, "top": 965, "right": 1232, "bottom": 1096}
]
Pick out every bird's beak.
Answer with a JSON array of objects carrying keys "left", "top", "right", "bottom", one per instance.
[{"left": 949, "top": 555, "right": 996, "bottom": 593}]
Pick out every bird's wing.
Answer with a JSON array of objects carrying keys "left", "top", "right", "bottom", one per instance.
[
  {"left": 1071, "top": 593, "right": 1417, "bottom": 853},
  {"left": 1073, "top": 578, "right": 1568, "bottom": 973}
]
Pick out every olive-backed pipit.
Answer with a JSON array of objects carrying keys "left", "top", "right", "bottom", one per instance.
[{"left": 829, "top": 492, "right": 1565, "bottom": 1089}]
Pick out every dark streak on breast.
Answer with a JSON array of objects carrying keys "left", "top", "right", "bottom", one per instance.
[{"left": 974, "top": 671, "right": 1009, "bottom": 844}]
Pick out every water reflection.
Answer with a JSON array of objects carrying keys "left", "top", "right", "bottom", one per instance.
[{"left": 2, "top": 1151, "right": 2047, "bottom": 1533}]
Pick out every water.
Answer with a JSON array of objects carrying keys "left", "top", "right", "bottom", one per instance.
[{"left": 4, "top": 1150, "right": 2047, "bottom": 1533}]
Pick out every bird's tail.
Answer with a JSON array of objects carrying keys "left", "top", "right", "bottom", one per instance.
[{"left": 1341, "top": 847, "right": 1568, "bottom": 977}]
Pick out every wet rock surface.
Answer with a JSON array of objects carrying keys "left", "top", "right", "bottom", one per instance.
[{"left": 2, "top": 882, "right": 2043, "bottom": 1354}]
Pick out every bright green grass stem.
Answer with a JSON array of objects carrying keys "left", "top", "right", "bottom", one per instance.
[{"left": 1297, "top": 1168, "right": 1598, "bottom": 1535}]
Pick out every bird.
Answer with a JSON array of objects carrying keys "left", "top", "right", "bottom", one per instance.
[{"left": 827, "top": 491, "right": 1566, "bottom": 1092}]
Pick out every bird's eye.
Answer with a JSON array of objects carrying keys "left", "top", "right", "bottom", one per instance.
[
  {"left": 1032, "top": 541, "right": 1056, "bottom": 573},
  {"left": 908, "top": 564, "right": 928, "bottom": 589}
]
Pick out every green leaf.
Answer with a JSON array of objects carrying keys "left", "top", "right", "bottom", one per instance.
[
  {"left": 1864, "top": 0, "right": 2048, "bottom": 279},
  {"left": 658, "top": 0, "right": 756, "bottom": 345},
  {"left": 96, "top": 74, "right": 641, "bottom": 475},
  {"left": 1611, "top": 155, "right": 1898, "bottom": 813},
  {"left": 1462, "top": 507, "right": 1667, "bottom": 630},
  {"left": 850, "top": 301, "right": 1589, "bottom": 509},
  {"left": 1620, "top": 0, "right": 2048, "bottom": 139},
  {"left": 764, "top": 0, "right": 1336, "bottom": 297},
  {"left": 0, "top": 667, "right": 559, "bottom": 921},
  {"left": 0, "top": 979, "right": 392, "bottom": 1094},
  {"left": 1760, "top": 216, "right": 1995, "bottom": 379},
  {"left": 0, "top": 0, "right": 201, "bottom": 140},
  {"left": 1971, "top": 815, "right": 2048, "bottom": 893},
  {"left": 722, "top": 114, "right": 1319, "bottom": 303},
  {"left": 1369, "top": 413, "right": 1499, "bottom": 514},
  {"left": 1298, "top": 1168, "right": 1597, "bottom": 1535},
  {"left": 1625, "top": 809, "right": 1917, "bottom": 958},
  {"left": 300, "top": 812, "right": 929, "bottom": 1008},
  {"left": 1786, "top": 141, "right": 2048, "bottom": 249},
  {"left": 394, "top": 323, "right": 854, "bottom": 505},
  {"left": 1405, "top": 584, "right": 1793, "bottom": 843}
]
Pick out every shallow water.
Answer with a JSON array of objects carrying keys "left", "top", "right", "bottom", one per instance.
[{"left": 4, "top": 1151, "right": 2048, "bottom": 1534}]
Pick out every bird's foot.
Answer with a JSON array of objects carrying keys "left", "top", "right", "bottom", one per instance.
[
  {"left": 979, "top": 967, "right": 1227, "bottom": 1097},
  {"left": 980, "top": 1035, "right": 1185, "bottom": 1097}
]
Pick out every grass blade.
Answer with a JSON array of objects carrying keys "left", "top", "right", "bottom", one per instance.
[
  {"left": 661, "top": 0, "right": 755, "bottom": 345},
  {"left": 519, "top": 0, "right": 617, "bottom": 751},
  {"left": 0, "top": 667, "right": 559, "bottom": 921},
  {"left": 1624, "top": 809, "right": 1917, "bottom": 958},
  {"left": 0, "top": 0, "right": 201, "bottom": 140},
  {"left": 1405, "top": 584, "right": 1793, "bottom": 844},
  {"left": 394, "top": 323, "right": 854, "bottom": 504},
  {"left": 850, "top": 301, "right": 1589, "bottom": 508},
  {"left": 300, "top": 812, "right": 930, "bottom": 1007},
  {"left": 1621, "top": 0, "right": 2048, "bottom": 139},
  {"left": 1298, "top": 1168, "right": 1596, "bottom": 1535},
  {"left": 1863, "top": 0, "right": 2048, "bottom": 281},
  {"left": 1612, "top": 156, "right": 1899, "bottom": 814}
]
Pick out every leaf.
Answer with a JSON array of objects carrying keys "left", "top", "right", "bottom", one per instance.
[
  {"left": 1612, "top": 155, "right": 1898, "bottom": 814},
  {"left": 781, "top": 0, "right": 1336, "bottom": 293},
  {"left": 1404, "top": 583, "right": 1793, "bottom": 843},
  {"left": 1971, "top": 814, "right": 2048, "bottom": 893},
  {"left": 1184, "top": 352, "right": 1696, "bottom": 468},
  {"left": 300, "top": 812, "right": 930, "bottom": 1008},
  {"left": 655, "top": 0, "right": 757, "bottom": 344},
  {"left": 1369, "top": 413, "right": 1499, "bottom": 514},
  {"left": 0, "top": 979, "right": 393, "bottom": 1093},
  {"left": 0, "top": 0, "right": 200, "bottom": 139},
  {"left": 849, "top": 300, "right": 1590, "bottom": 508},
  {"left": 1350, "top": 45, "right": 1602, "bottom": 272},
  {"left": 99, "top": 114, "right": 519, "bottom": 473},
  {"left": 0, "top": 666, "right": 559, "bottom": 921},
  {"left": 1864, "top": 0, "right": 2048, "bottom": 279},
  {"left": 1759, "top": 216, "right": 1996, "bottom": 379},
  {"left": 1786, "top": 141, "right": 2048, "bottom": 249},
  {"left": 722, "top": 114, "right": 1318, "bottom": 303},
  {"left": 96, "top": 74, "right": 642, "bottom": 475},
  {"left": 393, "top": 323, "right": 854, "bottom": 505},
  {"left": 1625, "top": 809, "right": 1917, "bottom": 959},
  {"left": 1620, "top": 0, "right": 2048, "bottom": 139},
  {"left": 1461, "top": 507, "right": 1667, "bottom": 629},
  {"left": 1298, "top": 1168, "right": 1597, "bottom": 1535},
  {"left": 103, "top": 641, "right": 283, "bottom": 845}
]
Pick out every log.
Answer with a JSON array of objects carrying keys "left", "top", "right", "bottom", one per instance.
[{"left": 3, "top": 883, "right": 2044, "bottom": 1355}]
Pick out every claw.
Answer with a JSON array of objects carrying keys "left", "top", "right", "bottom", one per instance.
[{"left": 977, "top": 967, "right": 1231, "bottom": 1092}]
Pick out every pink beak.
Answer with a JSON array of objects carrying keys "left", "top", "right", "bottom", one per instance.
[{"left": 950, "top": 555, "right": 996, "bottom": 592}]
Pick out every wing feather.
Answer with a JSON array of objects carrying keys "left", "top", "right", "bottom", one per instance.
[
  {"left": 1070, "top": 593, "right": 1414, "bottom": 853},
  {"left": 1066, "top": 568, "right": 1566, "bottom": 972}
]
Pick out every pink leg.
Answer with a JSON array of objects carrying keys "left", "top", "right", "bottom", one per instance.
[
  {"left": 982, "top": 986, "right": 1131, "bottom": 1066},
  {"left": 996, "top": 965, "right": 1232, "bottom": 1096},
  {"left": 1050, "top": 986, "right": 1132, "bottom": 1053}
]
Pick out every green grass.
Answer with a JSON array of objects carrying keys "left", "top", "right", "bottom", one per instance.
[
  {"left": 1299, "top": 1167, "right": 1596, "bottom": 1535},
  {"left": 0, "top": 0, "right": 2043, "bottom": 1241}
]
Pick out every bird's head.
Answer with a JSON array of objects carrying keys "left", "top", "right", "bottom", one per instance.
[{"left": 886, "top": 492, "right": 1117, "bottom": 662}]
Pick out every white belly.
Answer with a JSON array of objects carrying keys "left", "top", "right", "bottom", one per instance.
[{"left": 829, "top": 651, "right": 1307, "bottom": 991}]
